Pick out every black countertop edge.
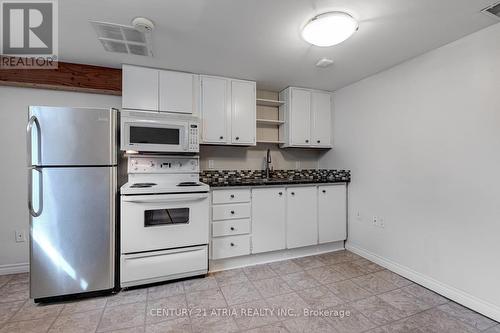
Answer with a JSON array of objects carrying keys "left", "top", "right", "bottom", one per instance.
[{"left": 206, "top": 179, "right": 350, "bottom": 188}]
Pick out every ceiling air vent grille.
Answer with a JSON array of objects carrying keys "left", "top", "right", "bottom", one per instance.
[
  {"left": 90, "top": 21, "right": 153, "bottom": 56},
  {"left": 482, "top": 1, "right": 500, "bottom": 19}
]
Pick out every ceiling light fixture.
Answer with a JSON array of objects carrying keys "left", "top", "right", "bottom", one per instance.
[{"left": 302, "top": 12, "right": 358, "bottom": 47}]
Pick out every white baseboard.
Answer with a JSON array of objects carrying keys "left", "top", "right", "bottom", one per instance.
[
  {"left": 0, "top": 263, "right": 29, "bottom": 275},
  {"left": 346, "top": 243, "right": 500, "bottom": 322},
  {"left": 209, "top": 241, "right": 345, "bottom": 272}
]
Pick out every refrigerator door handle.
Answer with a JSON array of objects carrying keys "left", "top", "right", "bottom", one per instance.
[
  {"left": 27, "top": 115, "right": 41, "bottom": 166},
  {"left": 28, "top": 167, "right": 43, "bottom": 217}
]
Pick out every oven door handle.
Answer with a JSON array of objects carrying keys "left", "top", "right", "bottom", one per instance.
[{"left": 122, "top": 193, "right": 208, "bottom": 203}]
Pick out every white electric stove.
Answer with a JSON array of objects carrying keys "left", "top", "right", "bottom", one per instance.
[{"left": 120, "top": 155, "right": 209, "bottom": 288}]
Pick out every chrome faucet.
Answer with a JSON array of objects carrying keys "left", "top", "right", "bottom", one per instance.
[{"left": 265, "top": 148, "right": 272, "bottom": 179}]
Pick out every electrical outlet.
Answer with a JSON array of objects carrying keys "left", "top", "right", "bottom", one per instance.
[
  {"left": 15, "top": 230, "right": 26, "bottom": 243},
  {"left": 208, "top": 160, "right": 215, "bottom": 169},
  {"left": 372, "top": 216, "right": 385, "bottom": 228}
]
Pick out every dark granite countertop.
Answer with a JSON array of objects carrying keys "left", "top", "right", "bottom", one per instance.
[{"left": 200, "top": 169, "right": 350, "bottom": 188}]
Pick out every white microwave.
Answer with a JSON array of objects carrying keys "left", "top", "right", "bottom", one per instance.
[{"left": 120, "top": 110, "right": 199, "bottom": 153}]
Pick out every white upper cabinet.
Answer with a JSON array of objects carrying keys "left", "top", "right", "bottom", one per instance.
[
  {"left": 290, "top": 88, "right": 311, "bottom": 146},
  {"left": 122, "top": 65, "right": 159, "bottom": 111},
  {"left": 231, "top": 80, "right": 256, "bottom": 145},
  {"left": 251, "top": 187, "right": 286, "bottom": 254},
  {"left": 122, "top": 65, "right": 197, "bottom": 114},
  {"left": 318, "top": 185, "right": 347, "bottom": 243},
  {"left": 200, "top": 75, "right": 256, "bottom": 146},
  {"left": 279, "top": 87, "right": 333, "bottom": 148},
  {"left": 286, "top": 186, "right": 318, "bottom": 249},
  {"left": 311, "top": 91, "right": 332, "bottom": 147},
  {"left": 159, "top": 70, "right": 196, "bottom": 114},
  {"left": 200, "top": 76, "right": 229, "bottom": 143}
]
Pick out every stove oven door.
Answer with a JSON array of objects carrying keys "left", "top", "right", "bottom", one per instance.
[{"left": 121, "top": 192, "right": 209, "bottom": 253}]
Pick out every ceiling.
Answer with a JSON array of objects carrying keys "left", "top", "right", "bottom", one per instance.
[{"left": 59, "top": 0, "right": 498, "bottom": 91}]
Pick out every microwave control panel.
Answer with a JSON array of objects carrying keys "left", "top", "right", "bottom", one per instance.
[
  {"left": 188, "top": 123, "right": 199, "bottom": 152},
  {"left": 128, "top": 156, "right": 199, "bottom": 174}
]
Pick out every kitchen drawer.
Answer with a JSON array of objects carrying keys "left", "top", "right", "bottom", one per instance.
[
  {"left": 212, "top": 203, "right": 250, "bottom": 220},
  {"left": 212, "top": 189, "right": 251, "bottom": 204},
  {"left": 212, "top": 219, "right": 250, "bottom": 237},
  {"left": 211, "top": 235, "right": 250, "bottom": 259},
  {"left": 121, "top": 245, "right": 207, "bottom": 287}
]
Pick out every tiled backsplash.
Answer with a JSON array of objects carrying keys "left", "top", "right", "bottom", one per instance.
[{"left": 200, "top": 169, "right": 351, "bottom": 184}]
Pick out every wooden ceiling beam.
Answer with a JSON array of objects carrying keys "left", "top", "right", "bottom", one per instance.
[{"left": 0, "top": 58, "right": 122, "bottom": 95}]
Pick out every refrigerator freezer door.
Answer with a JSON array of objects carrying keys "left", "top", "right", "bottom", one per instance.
[
  {"left": 28, "top": 107, "right": 117, "bottom": 166},
  {"left": 29, "top": 167, "right": 116, "bottom": 299}
]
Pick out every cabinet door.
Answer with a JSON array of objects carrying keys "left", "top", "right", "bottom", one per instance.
[
  {"left": 251, "top": 188, "right": 286, "bottom": 254},
  {"left": 318, "top": 185, "right": 347, "bottom": 243},
  {"left": 159, "top": 71, "right": 195, "bottom": 114},
  {"left": 311, "top": 92, "right": 332, "bottom": 146},
  {"left": 200, "top": 76, "right": 228, "bottom": 143},
  {"left": 286, "top": 187, "right": 318, "bottom": 248},
  {"left": 231, "top": 80, "right": 256, "bottom": 145},
  {"left": 290, "top": 88, "right": 311, "bottom": 146},
  {"left": 122, "top": 65, "right": 159, "bottom": 111}
]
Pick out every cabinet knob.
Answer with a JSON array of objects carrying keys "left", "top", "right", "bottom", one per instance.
[
  {"left": 230, "top": 194, "right": 235, "bottom": 198},
  {"left": 230, "top": 227, "right": 235, "bottom": 231},
  {"left": 305, "top": 140, "right": 309, "bottom": 143},
  {"left": 235, "top": 136, "right": 240, "bottom": 140},
  {"left": 230, "top": 210, "right": 235, "bottom": 214},
  {"left": 291, "top": 192, "right": 295, "bottom": 195},
  {"left": 322, "top": 190, "right": 326, "bottom": 193},
  {"left": 317, "top": 140, "right": 321, "bottom": 143},
  {"left": 220, "top": 136, "right": 224, "bottom": 139},
  {"left": 278, "top": 192, "right": 283, "bottom": 196},
  {"left": 230, "top": 243, "right": 235, "bottom": 247}
]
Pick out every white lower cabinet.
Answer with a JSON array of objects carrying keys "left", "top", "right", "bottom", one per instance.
[
  {"left": 211, "top": 235, "right": 250, "bottom": 259},
  {"left": 286, "top": 187, "right": 318, "bottom": 249},
  {"left": 251, "top": 187, "right": 286, "bottom": 254},
  {"left": 210, "top": 184, "right": 346, "bottom": 260},
  {"left": 318, "top": 185, "right": 347, "bottom": 243}
]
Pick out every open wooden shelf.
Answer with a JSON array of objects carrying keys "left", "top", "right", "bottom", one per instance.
[
  {"left": 256, "top": 98, "right": 285, "bottom": 107},
  {"left": 256, "top": 118, "right": 285, "bottom": 125},
  {"left": 256, "top": 140, "right": 284, "bottom": 144}
]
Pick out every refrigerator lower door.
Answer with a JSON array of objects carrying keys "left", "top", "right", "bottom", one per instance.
[
  {"left": 29, "top": 166, "right": 116, "bottom": 300},
  {"left": 28, "top": 107, "right": 117, "bottom": 166}
]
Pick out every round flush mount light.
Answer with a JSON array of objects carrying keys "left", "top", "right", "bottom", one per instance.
[{"left": 302, "top": 12, "right": 358, "bottom": 47}]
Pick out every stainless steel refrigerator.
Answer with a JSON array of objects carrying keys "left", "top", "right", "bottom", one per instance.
[{"left": 27, "top": 106, "right": 117, "bottom": 302}]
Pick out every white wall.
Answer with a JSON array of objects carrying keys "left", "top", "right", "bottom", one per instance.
[
  {"left": 319, "top": 23, "right": 500, "bottom": 320},
  {"left": 0, "top": 86, "right": 120, "bottom": 273}
]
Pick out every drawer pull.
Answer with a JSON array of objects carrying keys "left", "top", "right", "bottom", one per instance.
[
  {"left": 230, "top": 210, "right": 235, "bottom": 214},
  {"left": 230, "top": 243, "right": 235, "bottom": 247},
  {"left": 317, "top": 140, "right": 321, "bottom": 143},
  {"left": 230, "top": 227, "right": 235, "bottom": 231},
  {"left": 230, "top": 194, "right": 235, "bottom": 198},
  {"left": 305, "top": 139, "right": 309, "bottom": 143},
  {"left": 322, "top": 190, "right": 326, "bottom": 193},
  {"left": 291, "top": 192, "right": 295, "bottom": 195},
  {"left": 220, "top": 136, "right": 224, "bottom": 139},
  {"left": 278, "top": 192, "right": 283, "bottom": 196},
  {"left": 235, "top": 136, "right": 240, "bottom": 140}
]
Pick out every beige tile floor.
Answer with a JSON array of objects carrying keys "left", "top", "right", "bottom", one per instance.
[{"left": 0, "top": 250, "right": 498, "bottom": 333}]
